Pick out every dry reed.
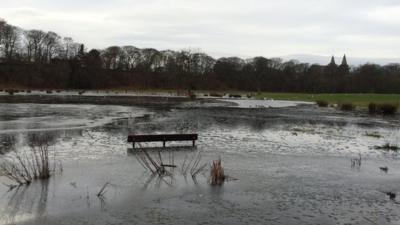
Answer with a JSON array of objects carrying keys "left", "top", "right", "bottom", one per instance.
[
  {"left": 209, "top": 159, "right": 225, "bottom": 185},
  {"left": 0, "top": 134, "right": 57, "bottom": 186}
]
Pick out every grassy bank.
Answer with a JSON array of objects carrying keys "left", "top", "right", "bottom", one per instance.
[{"left": 254, "top": 93, "right": 400, "bottom": 107}]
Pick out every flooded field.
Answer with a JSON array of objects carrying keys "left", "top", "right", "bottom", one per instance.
[{"left": 0, "top": 97, "right": 399, "bottom": 225}]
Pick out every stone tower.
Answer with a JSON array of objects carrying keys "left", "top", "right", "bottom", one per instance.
[
  {"left": 341, "top": 54, "right": 348, "bottom": 67},
  {"left": 328, "top": 56, "right": 337, "bottom": 67},
  {"left": 339, "top": 54, "right": 350, "bottom": 74}
]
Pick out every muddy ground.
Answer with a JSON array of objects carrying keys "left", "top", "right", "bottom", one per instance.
[{"left": 0, "top": 96, "right": 399, "bottom": 225}]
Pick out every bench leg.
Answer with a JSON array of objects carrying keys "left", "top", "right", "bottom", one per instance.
[
  {"left": 163, "top": 141, "right": 166, "bottom": 148},
  {"left": 192, "top": 140, "right": 195, "bottom": 147},
  {"left": 132, "top": 142, "right": 135, "bottom": 149}
]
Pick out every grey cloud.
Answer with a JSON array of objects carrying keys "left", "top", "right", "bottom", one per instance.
[{"left": 1, "top": 0, "right": 399, "bottom": 58}]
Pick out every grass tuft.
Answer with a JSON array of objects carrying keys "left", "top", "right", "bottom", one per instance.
[
  {"left": 339, "top": 103, "right": 355, "bottom": 111},
  {"left": 368, "top": 103, "right": 377, "bottom": 114},
  {"left": 229, "top": 94, "right": 242, "bottom": 98},
  {"left": 6, "top": 90, "right": 15, "bottom": 95},
  {"left": 375, "top": 143, "right": 399, "bottom": 152},
  {"left": 369, "top": 103, "right": 398, "bottom": 115},
  {"left": 316, "top": 100, "right": 329, "bottom": 107},
  {"left": 365, "top": 132, "right": 381, "bottom": 138},
  {"left": 210, "top": 92, "right": 223, "bottom": 98},
  {"left": 378, "top": 104, "right": 398, "bottom": 115}
]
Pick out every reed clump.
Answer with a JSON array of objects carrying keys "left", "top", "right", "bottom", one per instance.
[
  {"left": 210, "top": 159, "right": 225, "bottom": 185},
  {"left": 187, "top": 90, "right": 196, "bottom": 99},
  {"left": 229, "top": 94, "right": 242, "bottom": 98},
  {"left": 0, "top": 134, "right": 58, "bottom": 186},
  {"left": 339, "top": 103, "right": 355, "bottom": 111},
  {"left": 6, "top": 90, "right": 15, "bottom": 95},
  {"left": 210, "top": 92, "right": 223, "bottom": 98},
  {"left": 375, "top": 143, "right": 399, "bottom": 152},
  {"left": 316, "top": 100, "right": 328, "bottom": 107},
  {"left": 368, "top": 103, "right": 398, "bottom": 115},
  {"left": 350, "top": 153, "right": 362, "bottom": 168},
  {"left": 378, "top": 103, "right": 398, "bottom": 115},
  {"left": 368, "top": 103, "right": 377, "bottom": 114}
]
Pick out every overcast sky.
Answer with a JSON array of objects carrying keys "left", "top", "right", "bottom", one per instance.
[{"left": 1, "top": 0, "right": 400, "bottom": 59}]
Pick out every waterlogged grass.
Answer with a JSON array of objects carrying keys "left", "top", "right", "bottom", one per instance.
[
  {"left": 255, "top": 93, "right": 400, "bottom": 107},
  {"left": 375, "top": 143, "right": 399, "bottom": 152},
  {"left": 364, "top": 132, "right": 382, "bottom": 138},
  {"left": 4, "top": 87, "right": 398, "bottom": 109},
  {"left": 138, "top": 90, "right": 400, "bottom": 110}
]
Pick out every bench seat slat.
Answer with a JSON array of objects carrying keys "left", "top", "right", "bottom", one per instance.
[{"left": 127, "top": 134, "right": 198, "bottom": 143}]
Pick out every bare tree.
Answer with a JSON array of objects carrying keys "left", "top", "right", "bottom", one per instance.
[
  {"left": 122, "top": 46, "right": 141, "bottom": 70},
  {"left": 0, "top": 19, "right": 20, "bottom": 60},
  {"left": 62, "top": 37, "right": 73, "bottom": 59},
  {"left": 0, "top": 19, "right": 6, "bottom": 57},
  {"left": 190, "top": 52, "right": 215, "bottom": 75},
  {"left": 24, "top": 29, "right": 47, "bottom": 62},
  {"left": 43, "top": 31, "right": 61, "bottom": 62},
  {"left": 139, "top": 48, "right": 162, "bottom": 72},
  {"left": 101, "top": 46, "right": 122, "bottom": 69}
]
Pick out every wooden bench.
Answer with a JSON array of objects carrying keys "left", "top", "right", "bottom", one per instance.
[{"left": 127, "top": 134, "right": 198, "bottom": 148}]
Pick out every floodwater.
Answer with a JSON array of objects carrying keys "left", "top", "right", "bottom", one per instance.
[{"left": 0, "top": 98, "right": 399, "bottom": 225}]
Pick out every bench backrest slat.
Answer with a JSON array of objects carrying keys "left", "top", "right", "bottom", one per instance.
[{"left": 128, "top": 134, "right": 197, "bottom": 143}]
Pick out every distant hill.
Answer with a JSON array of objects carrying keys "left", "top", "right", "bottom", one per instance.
[{"left": 281, "top": 54, "right": 400, "bottom": 66}]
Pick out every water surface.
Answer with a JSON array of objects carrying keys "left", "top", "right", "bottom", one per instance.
[{"left": 0, "top": 102, "right": 399, "bottom": 225}]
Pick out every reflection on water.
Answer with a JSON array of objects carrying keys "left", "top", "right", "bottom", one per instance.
[
  {"left": 0, "top": 104, "right": 399, "bottom": 160},
  {"left": 1, "top": 180, "right": 49, "bottom": 225},
  {"left": 0, "top": 130, "right": 83, "bottom": 156},
  {"left": 0, "top": 104, "right": 148, "bottom": 134},
  {"left": 27, "top": 132, "right": 58, "bottom": 147},
  {"left": 0, "top": 103, "right": 399, "bottom": 225},
  {"left": 0, "top": 135, "right": 16, "bottom": 154}
]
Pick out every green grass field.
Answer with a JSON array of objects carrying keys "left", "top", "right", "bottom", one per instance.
[
  {"left": 254, "top": 93, "right": 400, "bottom": 107},
  {"left": 135, "top": 90, "right": 400, "bottom": 107}
]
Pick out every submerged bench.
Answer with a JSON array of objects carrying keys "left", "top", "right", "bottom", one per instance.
[{"left": 127, "top": 134, "right": 198, "bottom": 148}]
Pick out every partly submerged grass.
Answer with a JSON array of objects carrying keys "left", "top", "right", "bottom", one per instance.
[
  {"left": 368, "top": 103, "right": 398, "bottom": 115},
  {"left": 375, "top": 143, "right": 399, "bottom": 152},
  {"left": 365, "top": 132, "right": 382, "bottom": 138},
  {"left": 255, "top": 93, "right": 400, "bottom": 108},
  {"left": 339, "top": 103, "right": 355, "bottom": 111},
  {"left": 0, "top": 134, "right": 58, "bottom": 186},
  {"left": 316, "top": 100, "right": 329, "bottom": 107},
  {"left": 133, "top": 91, "right": 400, "bottom": 108},
  {"left": 3, "top": 87, "right": 398, "bottom": 109}
]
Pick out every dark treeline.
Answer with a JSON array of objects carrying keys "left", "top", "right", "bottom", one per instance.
[{"left": 1, "top": 18, "right": 400, "bottom": 93}]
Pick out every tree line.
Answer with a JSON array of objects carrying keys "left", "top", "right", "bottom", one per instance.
[{"left": 1, "top": 18, "right": 400, "bottom": 93}]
